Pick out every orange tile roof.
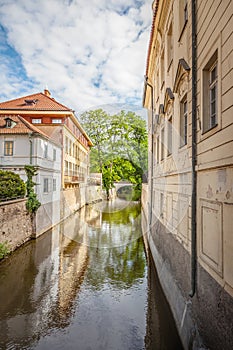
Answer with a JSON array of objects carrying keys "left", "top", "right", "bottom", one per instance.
[
  {"left": 145, "top": 0, "right": 160, "bottom": 77},
  {"left": 0, "top": 92, "right": 72, "bottom": 112},
  {"left": 0, "top": 115, "right": 49, "bottom": 138}
]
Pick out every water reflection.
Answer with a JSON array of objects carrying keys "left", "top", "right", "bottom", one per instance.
[{"left": 0, "top": 200, "right": 182, "bottom": 350}]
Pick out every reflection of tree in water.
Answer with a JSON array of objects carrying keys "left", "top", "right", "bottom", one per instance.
[
  {"left": 85, "top": 202, "right": 146, "bottom": 290},
  {"left": 86, "top": 201, "right": 142, "bottom": 248}
]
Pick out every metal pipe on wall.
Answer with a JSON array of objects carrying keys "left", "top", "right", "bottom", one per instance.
[{"left": 190, "top": 0, "right": 197, "bottom": 298}]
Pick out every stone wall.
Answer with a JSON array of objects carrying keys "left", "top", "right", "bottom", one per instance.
[
  {"left": 0, "top": 185, "right": 103, "bottom": 252},
  {"left": 0, "top": 199, "right": 33, "bottom": 252}
]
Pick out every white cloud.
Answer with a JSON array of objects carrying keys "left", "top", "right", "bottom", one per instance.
[{"left": 0, "top": 0, "right": 152, "bottom": 114}]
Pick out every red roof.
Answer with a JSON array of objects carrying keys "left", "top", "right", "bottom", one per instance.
[
  {"left": 0, "top": 115, "right": 49, "bottom": 138},
  {"left": 145, "top": 0, "right": 160, "bottom": 77},
  {"left": 0, "top": 92, "right": 72, "bottom": 112}
]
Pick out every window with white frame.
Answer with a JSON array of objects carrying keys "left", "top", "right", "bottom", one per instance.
[
  {"left": 32, "top": 119, "right": 42, "bottom": 124},
  {"left": 203, "top": 50, "right": 218, "bottom": 132},
  {"left": 52, "top": 119, "right": 62, "bottom": 124},
  {"left": 180, "top": 96, "right": 188, "bottom": 146},
  {"left": 43, "top": 178, "right": 49, "bottom": 193},
  {"left": 4, "top": 141, "right": 14, "bottom": 156},
  {"left": 53, "top": 149, "right": 56, "bottom": 161}
]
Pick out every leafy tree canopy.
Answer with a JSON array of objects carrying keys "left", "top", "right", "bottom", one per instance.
[{"left": 80, "top": 109, "right": 148, "bottom": 200}]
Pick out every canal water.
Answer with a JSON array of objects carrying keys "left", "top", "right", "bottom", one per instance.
[{"left": 0, "top": 199, "right": 183, "bottom": 350}]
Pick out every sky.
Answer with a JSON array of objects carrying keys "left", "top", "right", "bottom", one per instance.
[{"left": 0, "top": 0, "right": 152, "bottom": 118}]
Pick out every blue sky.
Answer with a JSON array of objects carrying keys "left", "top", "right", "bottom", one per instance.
[{"left": 0, "top": 0, "right": 152, "bottom": 117}]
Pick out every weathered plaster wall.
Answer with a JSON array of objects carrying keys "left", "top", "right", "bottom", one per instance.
[
  {"left": 141, "top": 184, "right": 233, "bottom": 350},
  {"left": 0, "top": 199, "right": 33, "bottom": 252},
  {"left": 61, "top": 185, "right": 102, "bottom": 220}
]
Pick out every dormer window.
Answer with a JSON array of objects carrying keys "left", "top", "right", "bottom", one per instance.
[
  {"left": 5, "top": 117, "right": 16, "bottom": 129},
  {"left": 24, "top": 99, "right": 38, "bottom": 105}
]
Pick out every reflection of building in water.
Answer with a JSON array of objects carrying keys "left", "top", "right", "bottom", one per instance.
[
  {"left": 85, "top": 204, "right": 102, "bottom": 228},
  {"left": 58, "top": 209, "right": 89, "bottom": 313},
  {"left": 0, "top": 228, "right": 57, "bottom": 349},
  {"left": 0, "top": 209, "right": 89, "bottom": 349}
]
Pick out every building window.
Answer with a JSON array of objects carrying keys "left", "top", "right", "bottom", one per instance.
[
  {"left": 44, "top": 143, "right": 48, "bottom": 158},
  {"left": 43, "top": 178, "right": 49, "bottom": 193},
  {"left": 180, "top": 96, "right": 188, "bottom": 146},
  {"left": 160, "top": 192, "right": 164, "bottom": 218},
  {"left": 65, "top": 161, "right": 68, "bottom": 175},
  {"left": 52, "top": 119, "right": 62, "bottom": 124},
  {"left": 209, "top": 63, "right": 218, "bottom": 128},
  {"left": 4, "top": 141, "right": 14, "bottom": 156},
  {"left": 160, "top": 50, "right": 165, "bottom": 88},
  {"left": 161, "top": 128, "right": 165, "bottom": 160},
  {"left": 167, "top": 116, "right": 172, "bottom": 156},
  {"left": 156, "top": 136, "right": 160, "bottom": 163},
  {"left": 203, "top": 51, "right": 218, "bottom": 132},
  {"left": 32, "top": 119, "right": 42, "bottom": 124},
  {"left": 69, "top": 140, "right": 72, "bottom": 156},
  {"left": 53, "top": 149, "right": 56, "bottom": 161},
  {"left": 53, "top": 179, "right": 56, "bottom": 191},
  {"left": 65, "top": 137, "right": 69, "bottom": 154},
  {"left": 179, "top": 0, "right": 188, "bottom": 38},
  {"left": 167, "top": 22, "right": 173, "bottom": 69}
]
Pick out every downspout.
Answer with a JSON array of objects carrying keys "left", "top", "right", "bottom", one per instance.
[
  {"left": 29, "top": 133, "right": 33, "bottom": 165},
  {"left": 144, "top": 76, "right": 154, "bottom": 228},
  {"left": 189, "top": 0, "right": 197, "bottom": 298}
]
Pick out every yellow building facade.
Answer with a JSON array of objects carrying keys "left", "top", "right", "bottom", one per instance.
[{"left": 143, "top": 0, "right": 233, "bottom": 349}]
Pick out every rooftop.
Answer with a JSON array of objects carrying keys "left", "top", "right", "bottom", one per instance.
[{"left": 0, "top": 90, "right": 72, "bottom": 112}]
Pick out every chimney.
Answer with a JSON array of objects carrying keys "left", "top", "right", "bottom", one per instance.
[{"left": 44, "top": 88, "right": 51, "bottom": 97}]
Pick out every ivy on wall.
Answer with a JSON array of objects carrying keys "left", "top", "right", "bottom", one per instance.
[{"left": 24, "top": 166, "right": 41, "bottom": 213}]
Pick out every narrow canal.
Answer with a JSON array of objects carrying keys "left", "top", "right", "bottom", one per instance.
[{"left": 0, "top": 199, "right": 183, "bottom": 350}]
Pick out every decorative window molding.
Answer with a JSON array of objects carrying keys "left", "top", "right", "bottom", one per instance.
[
  {"left": 164, "top": 87, "right": 174, "bottom": 116},
  {"left": 173, "top": 58, "right": 190, "bottom": 95}
]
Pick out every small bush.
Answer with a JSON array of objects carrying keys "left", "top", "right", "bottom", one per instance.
[
  {"left": 0, "top": 170, "right": 26, "bottom": 200},
  {"left": 0, "top": 242, "right": 10, "bottom": 260}
]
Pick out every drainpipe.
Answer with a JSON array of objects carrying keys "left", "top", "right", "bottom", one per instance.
[
  {"left": 29, "top": 133, "right": 33, "bottom": 165},
  {"left": 189, "top": 0, "right": 197, "bottom": 298},
  {"left": 144, "top": 76, "right": 154, "bottom": 228}
]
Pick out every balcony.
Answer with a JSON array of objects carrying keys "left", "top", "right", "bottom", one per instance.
[{"left": 64, "top": 172, "right": 85, "bottom": 183}]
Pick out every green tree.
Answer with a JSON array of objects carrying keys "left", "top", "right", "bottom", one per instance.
[
  {"left": 80, "top": 109, "right": 111, "bottom": 171},
  {"left": 80, "top": 109, "right": 148, "bottom": 200},
  {"left": 0, "top": 170, "right": 26, "bottom": 200}
]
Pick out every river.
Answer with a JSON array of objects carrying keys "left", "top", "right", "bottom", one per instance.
[{"left": 0, "top": 199, "right": 183, "bottom": 350}]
